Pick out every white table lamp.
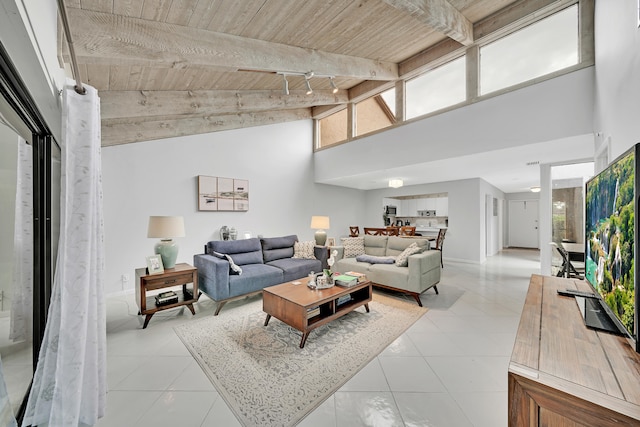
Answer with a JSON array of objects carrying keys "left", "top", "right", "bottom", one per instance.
[
  {"left": 147, "top": 216, "right": 185, "bottom": 269},
  {"left": 310, "top": 216, "right": 330, "bottom": 246}
]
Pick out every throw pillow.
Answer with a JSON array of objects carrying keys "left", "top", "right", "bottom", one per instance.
[
  {"left": 355, "top": 254, "right": 396, "bottom": 264},
  {"left": 212, "top": 251, "right": 243, "bottom": 275},
  {"left": 293, "top": 240, "right": 316, "bottom": 259},
  {"left": 341, "top": 237, "right": 365, "bottom": 258},
  {"left": 394, "top": 243, "right": 423, "bottom": 267}
]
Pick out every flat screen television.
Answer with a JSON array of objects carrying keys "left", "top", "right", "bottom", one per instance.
[{"left": 585, "top": 143, "right": 639, "bottom": 352}]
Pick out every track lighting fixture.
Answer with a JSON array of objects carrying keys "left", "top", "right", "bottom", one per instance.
[
  {"left": 329, "top": 77, "right": 338, "bottom": 94},
  {"left": 276, "top": 71, "right": 338, "bottom": 95},
  {"left": 304, "top": 77, "right": 313, "bottom": 95}
]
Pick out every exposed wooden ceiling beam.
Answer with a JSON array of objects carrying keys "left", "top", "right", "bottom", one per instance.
[
  {"left": 100, "top": 90, "right": 349, "bottom": 120},
  {"left": 66, "top": 8, "right": 398, "bottom": 80},
  {"left": 101, "top": 109, "right": 312, "bottom": 146},
  {"left": 381, "top": 0, "right": 473, "bottom": 46}
]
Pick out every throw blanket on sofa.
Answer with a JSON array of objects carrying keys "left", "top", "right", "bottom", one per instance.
[{"left": 355, "top": 254, "right": 396, "bottom": 264}]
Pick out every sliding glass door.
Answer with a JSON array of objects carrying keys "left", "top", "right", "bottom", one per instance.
[{"left": 0, "top": 41, "right": 58, "bottom": 422}]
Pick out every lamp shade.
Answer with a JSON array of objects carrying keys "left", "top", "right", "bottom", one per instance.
[
  {"left": 147, "top": 216, "right": 185, "bottom": 238},
  {"left": 310, "top": 216, "right": 330, "bottom": 230}
]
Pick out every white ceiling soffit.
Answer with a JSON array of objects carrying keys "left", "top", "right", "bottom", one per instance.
[{"left": 316, "top": 134, "right": 595, "bottom": 193}]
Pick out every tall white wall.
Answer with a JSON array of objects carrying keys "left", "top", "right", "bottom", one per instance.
[
  {"left": 593, "top": 0, "right": 640, "bottom": 157},
  {"left": 101, "top": 120, "right": 364, "bottom": 294}
]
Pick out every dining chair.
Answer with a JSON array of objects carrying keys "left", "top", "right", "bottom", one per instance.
[
  {"left": 399, "top": 226, "right": 416, "bottom": 236},
  {"left": 434, "top": 228, "right": 446, "bottom": 267},
  {"left": 364, "top": 227, "right": 384, "bottom": 235},
  {"left": 386, "top": 226, "right": 400, "bottom": 236},
  {"left": 550, "top": 242, "right": 584, "bottom": 279}
]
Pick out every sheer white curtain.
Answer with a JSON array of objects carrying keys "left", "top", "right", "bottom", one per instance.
[
  {"left": 0, "top": 356, "right": 17, "bottom": 427},
  {"left": 9, "top": 138, "right": 33, "bottom": 343},
  {"left": 22, "top": 81, "right": 106, "bottom": 426}
]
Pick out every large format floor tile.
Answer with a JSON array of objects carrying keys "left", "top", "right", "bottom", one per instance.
[{"left": 94, "top": 248, "right": 538, "bottom": 426}]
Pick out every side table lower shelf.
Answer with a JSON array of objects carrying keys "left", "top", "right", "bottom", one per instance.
[{"left": 135, "top": 263, "right": 199, "bottom": 329}]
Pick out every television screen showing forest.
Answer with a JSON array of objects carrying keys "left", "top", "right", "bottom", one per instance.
[{"left": 585, "top": 149, "right": 635, "bottom": 337}]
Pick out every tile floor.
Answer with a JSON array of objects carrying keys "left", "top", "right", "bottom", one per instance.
[{"left": 96, "top": 248, "right": 539, "bottom": 427}]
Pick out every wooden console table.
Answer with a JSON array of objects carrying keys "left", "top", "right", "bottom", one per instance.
[
  {"left": 135, "top": 263, "right": 199, "bottom": 329},
  {"left": 509, "top": 275, "right": 640, "bottom": 426}
]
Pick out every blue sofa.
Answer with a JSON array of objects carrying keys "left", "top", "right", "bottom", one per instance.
[{"left": 193, "top": 235, "right": 324, "bottom": 314}]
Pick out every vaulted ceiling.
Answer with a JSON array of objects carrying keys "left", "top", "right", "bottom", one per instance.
[{"left": 60, "top": 0, "right": 551, "bottom": 146}]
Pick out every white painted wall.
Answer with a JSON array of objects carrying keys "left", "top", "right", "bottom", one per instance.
[
  {"left": 593, "top": 0, "right": 640, "bottom": 157},
  {"left": 101, "top": 120, "right": 365, "bottom": 294},
  {"left": 0, "top": 0, "right": 64, "bottom": 141}
]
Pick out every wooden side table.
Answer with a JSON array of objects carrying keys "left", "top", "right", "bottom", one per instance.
[{"left": 135, "top": 263, "right": 199, "bottom": 329}]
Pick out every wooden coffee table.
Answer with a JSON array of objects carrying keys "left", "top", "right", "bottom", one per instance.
[{"left": 263, "top": 277, "right": 372, "bottom": 348}]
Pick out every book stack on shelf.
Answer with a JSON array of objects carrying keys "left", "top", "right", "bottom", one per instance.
[
  {"left": 335, "top": 271, "right": 366, "bottom": 287},
  {"left": 155, "top": 290, "right": 178, "bottom": 306},
  {"left": 336, "top": 295, "right": 352, "bottom": 307},
  {"left": 306, "top": 306, "right": 320, "bottom": 319}
]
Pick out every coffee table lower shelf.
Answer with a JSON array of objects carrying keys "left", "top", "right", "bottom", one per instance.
[{"left": 263, "top": 279, "right": 372, "bottom": 348}]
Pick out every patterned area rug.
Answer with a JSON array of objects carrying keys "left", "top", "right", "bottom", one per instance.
[{"left": 174, "top": 292, "right": 427, "bottom": 427}]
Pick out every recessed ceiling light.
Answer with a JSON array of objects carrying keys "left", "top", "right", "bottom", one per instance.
[{"left": 530, "top": 186, "right": 541, "bottom": 193}]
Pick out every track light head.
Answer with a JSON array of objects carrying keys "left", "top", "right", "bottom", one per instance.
[
  {"left": 304, "top": 78, "right": 313, "bottom": 95},
  {"left": 329, "top": 77, "right": 338, "bottom": 94},
  {"left": 282, "top": 74, "right": 289, "bottom": 95}
]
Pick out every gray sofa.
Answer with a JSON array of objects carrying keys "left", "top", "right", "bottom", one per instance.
[
  {"left": 331, "top": 235, "right": 440, "bottom": 306},
  {"left": 193, "top": 235, "right": 324, "bottom": 314}
]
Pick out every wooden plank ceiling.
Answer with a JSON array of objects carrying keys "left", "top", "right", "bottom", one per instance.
[{"left": 60, "top": 0, "right": 526, "bottom": 146}]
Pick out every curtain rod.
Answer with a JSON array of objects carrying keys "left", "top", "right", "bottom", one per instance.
[{"left": 56, "top": 0, "right": 86, "bottom": 95}]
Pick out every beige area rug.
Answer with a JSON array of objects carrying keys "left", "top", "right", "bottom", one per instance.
[{"left": 174, "top": 292, "right": 427, "bottom": 427}]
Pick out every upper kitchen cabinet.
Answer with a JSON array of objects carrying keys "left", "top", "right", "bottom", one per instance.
[{"left": 383, "top": 197, "right": 397, "bottom": 208}]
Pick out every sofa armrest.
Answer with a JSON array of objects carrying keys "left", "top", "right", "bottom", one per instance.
[
  {"left": 193, "top": 253, "right": 231, "bottom": 300},
  {"left": 406, "top": 250, "right": 441, "bottom": 291}
]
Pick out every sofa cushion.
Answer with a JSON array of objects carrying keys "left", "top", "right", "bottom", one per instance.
[
  {"left": 333, "top": 257, "right": 372, "bottom": 276},
  {"left": 227, "top": 264, "right": 284, "bottom": 297},
  {"left": 293, "top": 240, "right": 316, "bottom": 259},
  {"left": 394, "top": 243, "right": 423, "bottom": 267},
  {"left": 208, "top": 238, "right": 264, "bottom": 266},
  {"left": 367, "top": 263, "right": 410, "bottom": 289},
  {"left": 261, "top": 235, "right": 297, "bottom": 262},
  {"left": 341, "top": 237, "right": 365, "bottom": 258},
  {"left": 267, "top": 258, "right": 322, "bottom": 282},
  {"left": 364, "top": 235, "right": 388, "bottom": 256},
  {"left": 356, "top": 254, "right": 396, "bottom": 264},
  {"left": 385, "top": 236, "right": 430, "bottom": 257}
]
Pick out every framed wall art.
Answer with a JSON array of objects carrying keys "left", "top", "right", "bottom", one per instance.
[{"left": 198, "top": 175, "right": 249, "bottom": 211}]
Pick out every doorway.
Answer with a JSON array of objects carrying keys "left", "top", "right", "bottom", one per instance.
[{"left": 508, "top": 200, "right": 539, "bottom": 248}]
